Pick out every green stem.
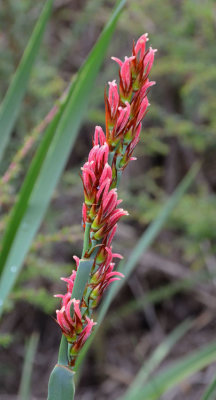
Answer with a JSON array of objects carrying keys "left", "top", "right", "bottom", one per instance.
[
  {"left": 82, "top": 222, "right": 91, "bottom": 257},
  {"left": 108, "top": 150, "right": 115, "bottom": 165},
  {"left": 116, "top": 169, "right": 122, "bottom": 187}
]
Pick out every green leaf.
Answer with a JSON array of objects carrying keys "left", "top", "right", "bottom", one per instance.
[
  {"left": 0, "top": 0, "right": 54, "bottom": 161},
  {"left": 121, "top": 320, "right": 192, "bottom": 400},
  {"left": 47, "top": 365, "right": 75, "bottom": 400},
  {"left": 202, "top": 375, "right": 216, "bottom": 400},
  {"left": 132, "top": 340, "right": 216, "bottom": 400},
  {"left": 75, "top": 163, "right": 199, "bottom": 373},
  {"left": 0, "top": 0, "right": 126, "bottom": 316},
  {"left": 18, "top": 333, "right": 39, "bottom": 400},
  {"left": 71, "top": 259, "right": 94, "bottom": 302}
]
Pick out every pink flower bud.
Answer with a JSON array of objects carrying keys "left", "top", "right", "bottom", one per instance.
[
  {"left": 134, "top": 33, "right": 149, "bottom": 60},
  {"left": 144, "top": 47, "right": 157, "bottom": 77},
  {"left": 99, "top": 163, "right": 112, "bottom": 185},
  {"left": 72, "top": 317, "right": 96, "bottom": 353},
  {"left": 108, "top": 80, "right": 119, "bottom": 117},
  {"left": 94, "top": 126, "right": 106, "bottom": 146},
  {"left": 136, "top": 97, "right": 149, "bottom": 125},
  {"left": 107, "top": 208, "right": 129, "bottom": 228},
  {"left": 96, "top": 177, "right": 111, "bottom": 203},
  {"left": 116, "top": 102, "right": 131, "bottom": 133},
  {"left": 82, "top": 202, "right": 87, "bottom": 225},
  {"left": 139, "top": 80, "right": 156, "bottom": 98},
  {"left": 112, "top": 56, "right": 135, "bottom": 93}
]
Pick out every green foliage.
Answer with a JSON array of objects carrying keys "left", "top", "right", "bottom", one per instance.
[
  {"left": 0, "top": 0, "right": 54, "bottom": 161},
  {"left": 1, "top": 0, "right": 216, "bottom": 398},
  {"left": 121, "top": 320, "right": 192, "bottom": 400},
  {"left": 0, "top": 0, "right": 126, "bottom": 316},
  {"left": 129, "top": 340, "right": 216, "bottom": 400},
  {"left": 202, "top": 375, "right": 216, "bottom": 400},
  {"left": 18, "top": 333, "right": 39, "bottom": 400}
]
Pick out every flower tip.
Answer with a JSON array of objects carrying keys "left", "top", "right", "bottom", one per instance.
[
  {"left": 111, "top": 56, "right": 123, "bottom": 66},
  {"left": 108, "top": 79, "right": 117, "bottom": 87}
]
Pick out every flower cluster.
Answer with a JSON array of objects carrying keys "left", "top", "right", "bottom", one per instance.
[
  {"left": 55, "top": 266, "right": 96, "bottom": 365},
  {"left": 55, "top": 34, "right": 156, "bottom": 367}
]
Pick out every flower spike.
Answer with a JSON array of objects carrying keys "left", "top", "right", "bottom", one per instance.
[{"left": 55, "top": 33, "right": 155, "bottom": 368}]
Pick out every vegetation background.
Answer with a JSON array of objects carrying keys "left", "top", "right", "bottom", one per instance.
[{"left": 0, "top": 0, "right": 216, "bottom": 399}]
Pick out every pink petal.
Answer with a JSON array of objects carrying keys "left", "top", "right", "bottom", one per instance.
[
  {"left": 134, "top": 33, "right": 149, "bottom": 59},
  {"left": 111, "top": 56, "right": 123, "bottom": 67}
]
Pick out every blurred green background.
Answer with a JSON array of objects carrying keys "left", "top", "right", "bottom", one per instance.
[{"left": 0, "top": 1, "right": 216, "bottom": 399}]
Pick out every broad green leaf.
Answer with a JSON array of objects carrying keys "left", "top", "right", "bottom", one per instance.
[
  {"left": 47, "top": 365, "right": 75, "bottom": 400},
  {"left": 75, "top": 163, "right": 199, "bottom": 373},
  {"left": 132, "top": 340, "right": 216, "bottom": 400},
  {"left": 121, "top": 320, "right": 192, "bottom": 400},
  {"left": 0, "top": 0, "right": 126, "bottom": 315},
  {"left": 202, "top": 375, "right": 216, "bottom": 400},
  {"left": 0, "top": 0, "right": 54, "bottom": 161},
  {"left": 18, "top": 333, "right": 39, "bottom": 400}
]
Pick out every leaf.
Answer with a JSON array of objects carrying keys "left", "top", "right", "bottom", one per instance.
[
  {"left": 121, "top": 320, "right": 192, "bottom": 400},
  {"left": 71, "top": 259, "right": 94, "bottom": 302},
  {"left": 18, "top": 333, "right": 39, "bottom": 400},
  {"left": 202, "top": 375, "right": 216, "bottom": 400},
  {"left": 75, "top": 163, "right": 199, "bottom": 373},
  {"left": 47, "top": 365, "right": 75, "bottom": 400},
  {"left": 0, "top": 0, "right": 126, "bottom": 316},
  {"left": 0, "top": 0, "right": 54, "bottom": 161},
  {"left": 132, "top": 340, "right": 216, "bottom": 400}
]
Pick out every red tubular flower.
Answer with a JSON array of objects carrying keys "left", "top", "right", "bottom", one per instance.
[
  {"left": 81, "top": 140, "right": 110, "bottom": 206},
  {"left": 55, "top": 34, "right": 155, "bottom": 368},
  {"left": 116, "top": 102, "right": 131, "bottom": 134},
  {"left": 93, "top": 125, "right": 106, "bottom": 146},
  {"left": 56, "top": 298, "right": 83, "bottom": 340},
  {"left": 108, "top": 80, "right": 119, "bottom": 118},
  {"left": 134, "top": 33, "right": 149, "bottom": 60},
  {"left": 112, "top": 55, "right": 135, "bottom": 100},
  {"left": 88, "top": 247, "right": 124, "bottom": 307},
  {"left": 71, "top": 317, "right": 96, "bottom": 357}
]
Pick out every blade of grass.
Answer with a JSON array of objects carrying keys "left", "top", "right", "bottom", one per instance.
[
  {"left": 0, "top": 0, "right": 126, "bottom": 316},
  {"left": 202, "top": 375, "right": 216, "bottom": 400},
  {"left": 0, "top": 0, "right": 54, "bottom": 162},
  {"left": 120, "top": 320, "right": 192, "bottom": 400},
  {"left": 18, "top": 333, "right": 39, "bottom": 400},
  {"left": 130, "top": 340, "right": 216, "bottom": 400},
  {"left": 75, "top": 163, "right": 200, "bottom": 373}
]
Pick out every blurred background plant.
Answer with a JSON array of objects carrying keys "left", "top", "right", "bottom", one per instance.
[{"left": 0, "top": 0, "right": 216, "bottom": 399}]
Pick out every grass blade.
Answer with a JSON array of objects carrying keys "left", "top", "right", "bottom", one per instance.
[
  {"left": 202, "top": 376, "right": 216, "bottom": 400},
  {"left": 132, "top": 340, "right": 216, "bottom": 400},
  {"left": 0, "top": 0, "right": 54, "bottom": 161},
  {"left": 0, "top": 0, "right": 126, "bottom": 316},
  {"left": 75, "top": 163, "right": 199, "bottom": 372},
  {"left": 121, "top": 320, "right": 192, "bottom": 400},
  {"left": 18, "top": 333, "right": 39, "bottom": 400}
]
